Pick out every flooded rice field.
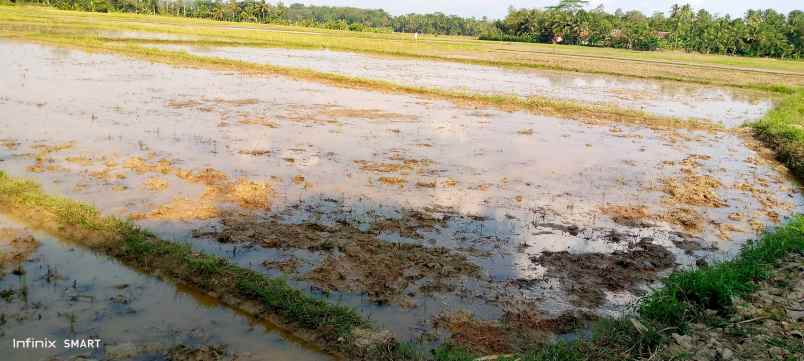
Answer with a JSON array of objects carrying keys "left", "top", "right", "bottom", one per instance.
[
  {"left": 147, "top": 44, "right": 774, "bottom": 127},
  {"left": 0, "top": 215, "right": 329, "bottom": 361},
  {"left": 0, "top": 39, "right": 801, "bottom": 351}
]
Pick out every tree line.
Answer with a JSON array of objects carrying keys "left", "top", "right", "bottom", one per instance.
[
  {"left": 484, "top": 1, "right": 803, "bottom": 58},
  {"left": 7, "top": 0, "right": 803, "bottom": 58},
  {"left": 9, "top": 0, "right": 492, "bottom": 35}
]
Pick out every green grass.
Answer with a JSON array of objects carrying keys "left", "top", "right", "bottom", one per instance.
[
  {"left": 638, "top": 215, "right": 804, "bottom": 328},
  {"left": 752, "top": 90, "right": 804, "bottom": 179},
  {"left": 0, "top": 171, "right": 367, "bottom": 352}
]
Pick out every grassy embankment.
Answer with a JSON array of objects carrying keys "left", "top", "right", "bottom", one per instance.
[
  {"left": 0, "top": 171, "right": 381, "bottom": 359},
  {"left": 0, "top": 5, "right": 802, "bottom": 93},
  {"left": 753, "top": 90, "right": 804, "bottom": 180}
]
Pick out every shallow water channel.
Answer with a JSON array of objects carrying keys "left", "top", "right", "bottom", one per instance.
[
  {"left": 147, "top": 44, "right": 774, "bottom": 127},
  {"left": 0, "top": 39, "right": 801, "bottom": 349},
  {"left": 0, "top": 215, "right": 329, "bottom": 361}
]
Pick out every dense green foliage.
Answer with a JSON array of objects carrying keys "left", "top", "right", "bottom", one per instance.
[
  {"left": 8, "top": 0, "right": 491, "bottom": 35},
  {"left": 483, "top": 1, "right": 804, "bottom": 57}
]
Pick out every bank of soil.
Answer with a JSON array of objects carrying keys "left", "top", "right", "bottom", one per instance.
[{"left": 664, "top": 253, "right": 804, "bottom": 361}]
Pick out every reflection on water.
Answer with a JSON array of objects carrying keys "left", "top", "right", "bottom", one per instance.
[
  {"left": 0, "top": 40, "right": 801, "bottom": 342},
  {"left": 0, "top": 216, "right": 329, "bottom": 361},
  {"left": 149, "top": 44, "right": 773, "bottom": 127}
]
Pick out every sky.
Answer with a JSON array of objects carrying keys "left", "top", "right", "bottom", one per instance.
[{"left": 290, "top": 0, "right": 802, "bottom": 20}]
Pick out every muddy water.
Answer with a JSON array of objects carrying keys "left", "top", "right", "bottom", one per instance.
[
  {"left": 147, "top": 44, "right": 773, "bottom": 127},
  {"left": 0, "top": 40, "right": 801, "bottom": 343},
  {"left": 0, "top": 216, "right": 329, "bottom": 361}
]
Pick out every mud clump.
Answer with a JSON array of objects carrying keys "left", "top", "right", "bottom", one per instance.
[
  {"left": 123, "top": 156, "right": 174, "bottom": 174},
  {"left": 534, "top": 238, "right": 675, "bottom": 307},
  {"left": 166, "top": 344, "right": 226, "bottom": 361},
  {"left": 27, "top": 142, "right": 74, "bottom": 173},
  {"left": 238, "top": 116, "right": 279, "bottom": 128},
  {"left": 661, "top": 154, "right": 726, "bottom": 208},
  {"left": 434, "top": 311, "right": 512, "bottom": 354},
  {"left": 143, "top": 177, "right": 168, "bottom": 192},
  {"left": 377, "top": 176, "right": 406, "bottom": 187},
  {"left": 662, "top": 175, "right": 726, "bottom": 207},
  {"left": 229, "top": 180, "right": 272, "bottom": 209},
  {"left": 122, "top": 160, "right": 274, "bottom": 220},
  {"left": 433, "top": 310, "right": 596, "bottom": 355},
  {"left": 600, "top": 205, "right": 653, "bottom": 227},
  {"left": 237, "top": 149, "right": 271, "bottom": 156},
  {"left": 194, "top": 213, "right": 478, "bottom": 305},
  {"left": 318, "top": 106, "right": 419, "bottom": 123},
  {"left": 354, "top": 158, "right": 432, "bottom": 175},
  {"left": 0, "top": 228, "right": 40, "bottom": 275},
  {"left": 262, "top": 258, "right": 301, "bottom": 273},
  {"left": 661, "top": 207, "right": 705, "bottom": 233},
  {"left": 132, "top": 197, "right": 219, "bottom": 221}
]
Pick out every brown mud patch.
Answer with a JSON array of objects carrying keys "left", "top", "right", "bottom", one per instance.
[
  {"left": 237, "top": 149, "right": 272, "bottom": 156},
  {"left": 123, "top": 156, "right": 174, "bottom": 174},
  {"left": 132, "top": 197, "right": 219, "bottom": 221},
  {"left": 318, "top": 106, "right": 419, "bottom": 123},
  {"left": 1, "top": 139, "right": 20, "bottom": 150},
  {"left": 660, "top": 154, "right": 726, "bottom": 208},
  {"left": 27, "top": 141, "right": 74, "bottom": 173},
  {"left": 376, "top": 176, "right": 406, "bottom": 187},
  {"left": 433, "top": 310, "right": 597, "bottom": 355},
  {"left": 600, "top": 205, "right": 653, "bottom": 227},
  {"left": 661, "top": 207, "right": 705, "bottom": 233},
  {"left": 0, "top": 227, "right": 40, "bottom": 274},
  {"left": 116, "top": 158, "right": 274, "bottom": 220},
  {"left": 166, "top": 344, "right": 227, "bottom": 361},
  {"left": 433, "top": 311, "right": 512, "bottom": 354},
  {"left": 193, "top": 212, "right": 478, "bottom": 305},
  {"left": 354, "top": 158, "right": 432, "bottom": 175},
  {"left": 238, "top": 116, "right": 279, "bottom": 128},
  {"left": 533, "top": 238, "right": 675, "bottom": 307},
  {"left": 600, "top": 204, "right": 704, "bottom": 233},
  {"left": 144, "top": 177, "right": 168, "bottom": 192},
  {"left": 662, "top": 175, "right": 725, "bottom": 208}
]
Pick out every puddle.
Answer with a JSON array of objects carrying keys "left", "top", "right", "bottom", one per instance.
[
  {"left": 0, "top": 215, "right": 329, "bottom": 361},
  {"left": 0, "top": 40, "right": 801, "bottom": 345},
  {"left": 148, "top": 44, "right": 773, "bottom": 126}
]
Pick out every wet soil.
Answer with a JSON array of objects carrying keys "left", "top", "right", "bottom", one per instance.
[
  {"left": 0, "top": 40, "right": 801, "bottom": 347},
  {"left": 533, "top": 238, "right": 676, "bottom": 307},
  {"left": 193, "top": 210, "right": 479, "bottom": 305},
  {"left": 0, "top": 227, "right": 39, "bottom": 276}
]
